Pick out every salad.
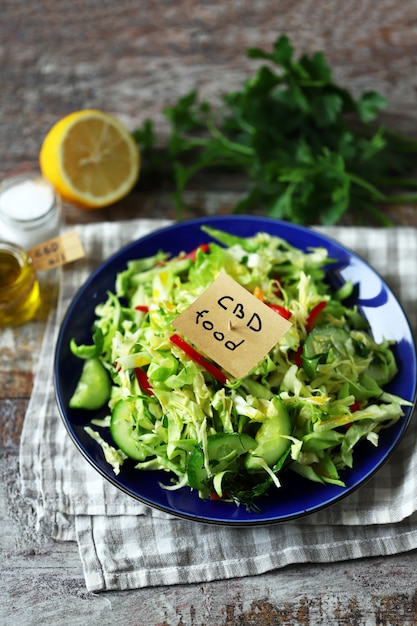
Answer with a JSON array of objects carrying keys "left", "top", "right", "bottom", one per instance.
[{"left": 69, "top": 226, "right": 411, "bottom": 510}]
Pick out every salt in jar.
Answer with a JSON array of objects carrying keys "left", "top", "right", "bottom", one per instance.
[{"left": 0, "top": 174, "right": 61, "bottom": 250}]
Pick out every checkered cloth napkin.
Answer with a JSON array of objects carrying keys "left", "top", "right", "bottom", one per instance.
[{"left": 20, "top": 219, "right": 417, "bottom": 592}]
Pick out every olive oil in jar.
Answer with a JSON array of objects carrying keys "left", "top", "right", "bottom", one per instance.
[{"left": 0, "top": 242, "right": 40, "bottom": 326}]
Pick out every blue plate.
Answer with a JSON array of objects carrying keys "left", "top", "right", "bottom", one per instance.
[{"left": 54, "top": 216, "right": 417, "bottom": 525}]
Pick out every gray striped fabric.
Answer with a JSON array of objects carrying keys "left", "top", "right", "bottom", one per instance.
[{"left": 20, "top": 220, "right": 417, "bottom": 591}]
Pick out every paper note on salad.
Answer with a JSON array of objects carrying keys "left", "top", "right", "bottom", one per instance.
[{"left": 172, "top": 271, "right": 292, "bottom": 379}]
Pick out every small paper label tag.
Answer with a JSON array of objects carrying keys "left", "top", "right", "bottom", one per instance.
[
  {"left": 171, "top": 271, "right": 292, "bottom": 379},
  {"left": 29, "top": 230, "right": 85, "bottom": 271}
]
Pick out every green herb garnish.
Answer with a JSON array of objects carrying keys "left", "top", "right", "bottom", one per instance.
[{"left": 133, "top": 34, "right": 417, "bottom": 225}]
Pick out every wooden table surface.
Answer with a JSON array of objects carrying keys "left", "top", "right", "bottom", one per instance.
[{"left": 2, "top": 2, "right": 417, "bottom": 624}]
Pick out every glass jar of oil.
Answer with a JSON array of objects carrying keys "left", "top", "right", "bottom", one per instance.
[{"left": 0, "top": 241, "right": 41, "bottom": 326}]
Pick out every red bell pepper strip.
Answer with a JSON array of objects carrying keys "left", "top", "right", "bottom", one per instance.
[
  {"left": 134, "top": 367, "right": 154, "bottom": 396},
  {"left": 267, "top": 303, "right": 292, "bottom": 320},
  {"left": 342, "top": 401, "right": 362, "bottom": 429},
  {"left": 271, "top": 276, "right": 282, "bottom": 298},
  {"left": 292, "top": 344, "right": 303, "bottom": 367},
  {"left": 306, "top": 301, "right": 327, "bottom": 332},
  {"left": 170, "top": 333, "right": 228, "bottom": 385},
  {"left": 181, "top": 243, "right": 210, "bottom": 262},
  {"left": 134, "top": 305, "right": 149, "bottom": 312},
  {"left": 210, "top": 490, "right": 228, "bottom": 501}
]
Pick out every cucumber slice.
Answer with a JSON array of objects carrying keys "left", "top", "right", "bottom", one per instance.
[
  {"left": 187, "top": 447, "right": 207, "bottom": 490},
  {"left": 187, "top": 433, "right": 256, "bottom": 490},
  {"left": 69, "top": 357, "right": 111, "bottom": 410},
  {"left": 245, "top": 397, "right": 291, "bottom": 470},
  {"left": 110, "top": 399, "right": 146, "bottom": 460},
  {"left": 207, "top": 433, "right": 256, "bottom": 464},
  {"left": 303, "top": 325, "right": 351, "bottom": 360}
]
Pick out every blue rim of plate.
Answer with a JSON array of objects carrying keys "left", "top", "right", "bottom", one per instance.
[{"left": 54, "top": 216, "right": 417, "bottom": 525}]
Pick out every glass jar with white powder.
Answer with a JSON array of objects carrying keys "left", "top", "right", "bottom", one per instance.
[{"left": 0, "top": 174, "right": 62, "bottom": 250}]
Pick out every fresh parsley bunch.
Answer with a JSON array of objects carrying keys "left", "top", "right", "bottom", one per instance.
[{"left": 133, "top": 34, "right": 417, "bottom": 225}]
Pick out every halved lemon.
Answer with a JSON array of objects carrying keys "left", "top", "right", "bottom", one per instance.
[{"left": 39, "top": 109, "right": 140, "bottom": 209}]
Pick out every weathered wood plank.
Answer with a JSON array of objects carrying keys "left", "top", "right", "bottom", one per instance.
[
  {"left": 0, "top": 399, "right": 28, "bottom": 447},
  {"left": 0, "top": 373, "right": 33, "bottom": 400}
]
